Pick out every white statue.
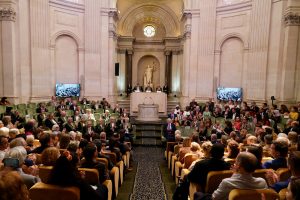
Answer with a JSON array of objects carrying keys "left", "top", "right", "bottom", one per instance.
[{"left": 144, "top": 62, "right": 156, "bottom": 88}]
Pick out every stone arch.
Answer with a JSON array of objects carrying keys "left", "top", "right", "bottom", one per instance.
[
  {"left": 216, "top": 33, "right": 248, "bottom": 51},
  {"left": 118, "top": 3, "right": 180, "bottom": 37},
  {"left": 50, "top": 30, "right": 83, "bottom": 49}
]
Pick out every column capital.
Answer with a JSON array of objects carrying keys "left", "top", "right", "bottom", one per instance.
[
  {"left": 0, "top": 7, "right": 16, "bottom": 21},
  {"left": 126, "top": 50, "right": 133, "bottom": 55},
  {"left": 165, "top": 51, "right": 171, "bottom": 56},
  {"left": 284, "top": 13, "right": 300, "bottom": 26}
]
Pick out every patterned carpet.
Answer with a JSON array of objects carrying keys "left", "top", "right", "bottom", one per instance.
[{"left": 130, "top": 147, "right": 167, "bottom": 200}]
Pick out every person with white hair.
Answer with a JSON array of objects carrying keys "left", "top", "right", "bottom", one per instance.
[
  {"left": 4, "top": 146, "right": 40, "bottom": 188},
  {"left": 0, "top": 135, "right": 9, "bottom": 161},
  {"left": 175, "top": 130, "right": 182, "bottom": 143},
  {"left": 9, "top": 137, "right": 27, "bottom": 149},
  {"left": 0, "top": 127, "right": 9, "bottom": 138},
  {"left": 86, "top": 108, "right": 95, "bottom": 121},
  {"left": 26, "top": 135, "right": 35, "bottom": 151},
  {"left": 9, "top": 128, "right": 20, "bottom": 141}
]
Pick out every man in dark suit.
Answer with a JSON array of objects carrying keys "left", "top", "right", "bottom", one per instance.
[
  {"left": 44, "top": 113, "right": 58, "bottom": 130},
  {"left": 163, "top": 84, "right": 169, "bottom": 95},
  {"left": 188, "top": 143, "right": 231, "bottom": 190},
  {"left": 145, "top": 83, "right": 153, "bottom": 92},
  {"left": 69, "top": 100, "right": 78, "bottom": 111},
  {"left": 168, "top": 111, "right": 177, "bottom": 120},
  {"left": 94, "top": 118, "right": 106, "bottom": 134},
  {"left": 126, "top": 84, "right": 132, "bottom": 96},
  {"left": 105, "top": 117, "right": 120, "bottom": 139},
  {"left": 57, "top": 110, "right": 67, "bottom": 131},
  {"left": 36, "top": 103, "right": 48, "bottom": 114},
  {"left": 163, "top": 118, "right": 176, "bottom": 142},
  {"left": 82, "top": 120, "right": 98, "bottom": 142},
  {"left": 133, "top": 83, "right": 143, "bottom": 92},
  {"left": 64, "top": 117, "right": 77, "bottom": 132}
]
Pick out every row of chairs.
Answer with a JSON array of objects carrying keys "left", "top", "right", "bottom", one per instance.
[
  {"left": 29, "top": 140, "right": 131, "bottom": 200},
  {"left": 165, "top": 142, "right": 290, "bottom": 200}
]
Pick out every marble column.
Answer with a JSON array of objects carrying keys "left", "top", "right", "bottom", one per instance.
[
  {"left": 165, "top": 51, "right": 172, "bottom": 93},
  {"left": 0, "top": 6, "right": 18, "bottom": 102},
  {"left": 126, "top": 50, "right": 133, "bottom": 87},
  {"left": 280, "top": 13, "right": 300, "bottom": 102}
]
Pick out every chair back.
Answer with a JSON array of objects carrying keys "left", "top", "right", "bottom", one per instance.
[
  {"left": 228, "top": 189, "right": 279, "bottom": 200},
  {"left": 205, "top": 170, "right": 233, "bottom": 193},
  {"left": 102, "top": 152, "right": 117, "bottom": 165},
  {"left": 224, "top": 158, "right": 236, "bottom": 166},
  {"left": 39, "top": 166, "right": 53, "bottom": 183},
  {"left": 183, "top": 154, "right": 199, "bottom": 169},
  {"left": 29, "top": 182, "right": 80, "bottom": 200},
  {"left": 276, "top": 168, "right": 291, "bottom": 182},
  {"left": 253, "top": 169, "right": 269, "bottom": 181},
  {"left": 262, "top": 157, "right": 273, "bottom": 163},
  {"left": 174, "top": 144, "right": 181, "bottom": 155},
  {"left": 96, "top": 157, "right": 109, "bottom": 171},
  {"left": 78, "top": 168, "right": 99, "bottom": 185},
  {"left": 166, "top": 142, "right": 177, "bottom": 152},
  {"left": 33, "top": 139, "right": 41, "bottom": 148}
]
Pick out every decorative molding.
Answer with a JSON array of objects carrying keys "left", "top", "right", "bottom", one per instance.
[
  {"left": 50, "top": 30, "right": 83, "bottom": 49},
  {"left": 216, "top": 32, "right": 249, "bottom": 51},
  {"left": 284, "top": 13, "right": 300, "bottom": 26},
  {"left": 217, "top": 0, "right": 252, "bottom": 14},
  {"left": 49, "top": 0, "right": 84, "bottom": 12},
  {"left": 118, "top": 3, "right": 180, "bottom": 37},
  {"left": 0, "top": 7, "right": 16, "bottom": 21},
  {"left": 183, "top": 24, "right": 191, "bottom": 39}
]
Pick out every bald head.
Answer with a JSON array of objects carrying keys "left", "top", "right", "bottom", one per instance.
[{"left": 236, "top": 152, "right": 258, "bottom": 173}]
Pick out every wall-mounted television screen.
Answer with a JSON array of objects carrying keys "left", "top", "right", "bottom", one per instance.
[
  {"left": 56, "top": 83, "right": 80, "bottom": 97},
  {"left": 217, "top": 87, "right": 242, "bottom": 101}
]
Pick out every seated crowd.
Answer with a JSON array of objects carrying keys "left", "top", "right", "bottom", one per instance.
[
  {"left": 166, "top": 99, "right": 300, "bottom": 200},
  {"left": 0, "top": 96, "right": 133, "bottom": 200}
]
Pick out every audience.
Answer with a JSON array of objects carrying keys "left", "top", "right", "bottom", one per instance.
[
  {"left": 1, "top": 97, "right": 300, "bottom": 199},
  {"left": 48, "top": 152, "right": 108, "bottom": 200},
  {"left": 263, "top": 139, "right": 288, "bottom": 170},
  {"left": 209, "top": 152, "right": 268, "bottom": 200}
]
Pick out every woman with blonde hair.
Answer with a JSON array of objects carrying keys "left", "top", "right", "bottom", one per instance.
[
  {"left": 41, "top": 147, "right": 60, "bottom": 166},
  {"left": 178, "top": 138, "right": 191, "bottom": 163}
]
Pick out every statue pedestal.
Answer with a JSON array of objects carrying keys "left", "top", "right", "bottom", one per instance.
[{"left": 136, "top": 104, "right": 160, "bottom": 122}]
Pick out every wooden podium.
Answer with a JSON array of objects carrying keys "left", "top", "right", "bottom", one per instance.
[{"left": 130, "top": 92, "right": 167, "bottom": 116}]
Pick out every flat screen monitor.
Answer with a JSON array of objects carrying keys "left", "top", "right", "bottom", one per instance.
[
  {"left": 217, "top": 87, "right": 242, "bottom": 101},
  {"left": 55, "top": 83, "right": 80, "bottom": 97}
]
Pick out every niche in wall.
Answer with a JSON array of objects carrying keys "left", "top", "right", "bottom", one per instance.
[
  {"left": 55, "top": 35, "right": 79, "bottom": 84},
  {"left": 220, "top": 37, "right": 244, "bottom": 88}
]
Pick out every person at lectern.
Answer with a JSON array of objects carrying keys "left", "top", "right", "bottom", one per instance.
[
  {"left": 145, "top": 83, "right": 153, "bottom": 92},
  {"left": 133, "top": 83, "right": 143, "bottom": 92},
  {"left": 156, "top": 85, "right": 162, "bottom": 92}
]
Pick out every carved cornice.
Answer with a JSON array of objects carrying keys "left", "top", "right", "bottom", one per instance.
[
  {"left": 0, "top": 7, "right": 16, "bottom": 21},
  {"left": 183, "top": 24, "right": 191, "bottom": 39},
  {"left": 284, "top": 13, "right": 300, "bottom": 26}
]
